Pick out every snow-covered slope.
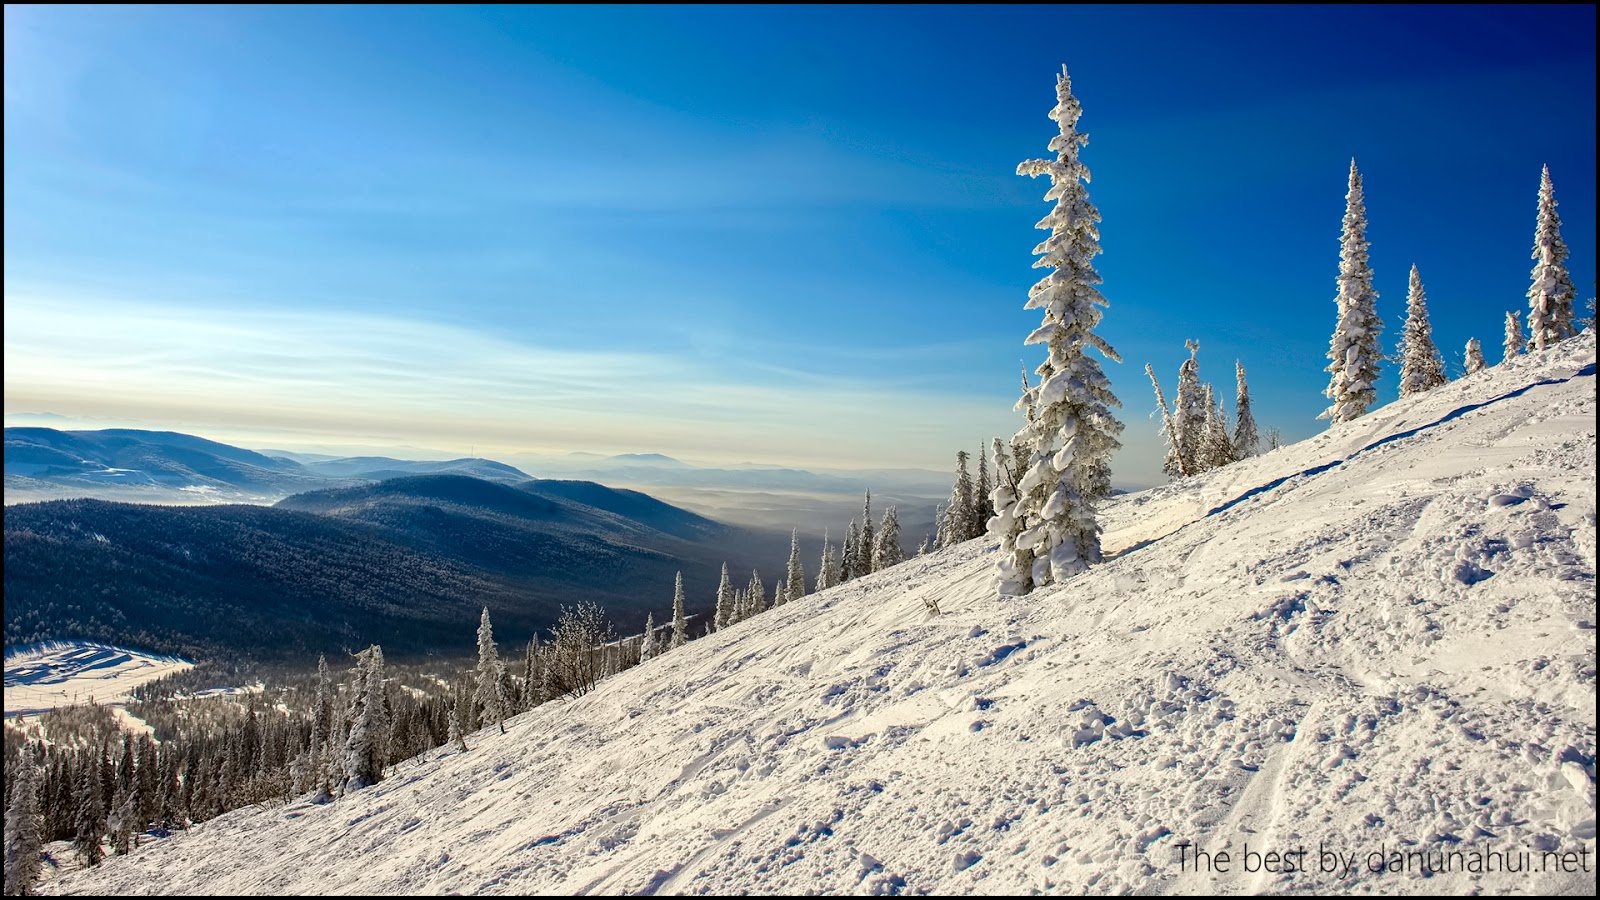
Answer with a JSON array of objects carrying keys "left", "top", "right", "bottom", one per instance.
[{"left": 48, "top": 335, "right": 1596, "bottom": 896}]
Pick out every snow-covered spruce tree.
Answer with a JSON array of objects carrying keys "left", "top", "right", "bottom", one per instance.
[
  {"left": 1464, "top": 337, "right": 1487, "bottom": 374},
  {"left": 745, "top": 569, "right": 764, "bottom": 616},
  {"left": 973, "top": 449, "right": 991, "bottom": 539},
  {"left": 859, "top": 492, "right": 875, "bottom": 575},
  {"left": 1173, "top": 340, "right": 1205, "bottom": 476},
  {"left": 942, "top": 451, "right": 975, "bottom": 547},
  {"left": 538, "top": 662, "right": 557, "bottom": 709},
  {"left": 448, "top": 705, "right": 467, "bottom": 752},
  {"left": 1199, "top": 384, "right": 1235, "bottom": 471},
  {"left": 784, "top": 529, "right": 806, "bottom": 605},
  {"left": 5, "top": 762, "right": 43, "bottom": 895},
  {"left": 670, "top": 572, "right": 687, "bottom": 649},
  {"left": 1526, "top": 165, "right": 1577, "bottom": 350},
  {"left": 1145, "top": 362, "right": 1186, "bottom": 478},
  {"left": 73, "top": 756, "right": 105, "bottom": 866},
  {"left": 308, "top": 654, "right": 333, "bottom": 799},
  {"left": 873, "top": 505, "right": 904, "bottom": 570},
  {"left": 475, "top": 607, "right": 508, "bottom": 735},
  {"left": 714, "top": 562, "right": 735, "bottom": 630},
  {"left": 1322, "top": 159, "right": 1382, "bottom": 424},
  {"left": 840, "top": 522, "right": 858, "bottom": 582},
  {"left": 989, "top": 439, "right": 1034, "bottom": 595},
  {"left": 815, "top": 530, "right": 837, "bottom": 592},
  {"left": 342, "top": 644, "right": 388, "bottom": 790},
  {"left": 1503, "top": 310, "right": 1524, "bottom": 364},
  {"left": 1009, "top": 64, "right": 1125, "bottom": 590},
  {"left": 154, "top": 753, "right": 179, "bottom": 829},
  {"left": 1232, "top": 360, "right": 1260, "bottom": 459},
  {"left": 1214, "top": 388, "right": 1234, "bottom": 466},
  {"left": 639, "top": 612, "right": 657, "bottom": 662},
  {"left": 1397, "top": 264, "right": 1447, "bottom": 397},
  {"left": 520, "top": 637, "right": 540, "bottom": 710}
]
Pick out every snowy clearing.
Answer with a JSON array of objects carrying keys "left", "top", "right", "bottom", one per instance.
[
  {"left": 4, "top": 641, "right": 192, "bottom": 721},
  {"left": 46, "top": 334, "right": 1596, "bottom": 895}
]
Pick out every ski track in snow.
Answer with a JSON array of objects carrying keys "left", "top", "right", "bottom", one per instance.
[{"left": 43, "top": 334, "right": 1598, "bottom": 896}]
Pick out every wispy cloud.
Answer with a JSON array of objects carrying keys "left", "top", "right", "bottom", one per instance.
[{"left": 3, "top": 291, "right": 1023, "bottom": 469}]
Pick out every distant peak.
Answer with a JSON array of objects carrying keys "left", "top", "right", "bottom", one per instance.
[{"left": 608, "top": 453, "right": 685, "bottom": 466}]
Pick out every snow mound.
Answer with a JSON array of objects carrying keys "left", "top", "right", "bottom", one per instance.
[{"left": 48, "top": 334, "right": 1596, "bottom": 895}]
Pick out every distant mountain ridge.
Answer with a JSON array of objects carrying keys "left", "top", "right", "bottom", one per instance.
[
  {"left": 605, "top": 452, "right": 687, "bottom": 467},
  {"left": 3, "top": 427, "right": 532, "bottom": 503},
  {"left": 289, "top": 455, "right": 531, "bottom": 483},
  {"left": 4, "top": 472, "right": 792, "bottom": 662},
  {"left": 5, "top": 427, "right": 313, "bottom": 490}
]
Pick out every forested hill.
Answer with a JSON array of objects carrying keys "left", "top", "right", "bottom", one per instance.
[{"left": 3, "top": 476, "right": 790, "bottom": 663}]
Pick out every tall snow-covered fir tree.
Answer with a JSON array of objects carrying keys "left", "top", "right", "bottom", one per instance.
[
  {"left": 308, "top": 653, "right": 334, "bottom": 798},
  {"left": 639, "top": 612, "right": 657, "bottom": 662},
  {"left": 973, "top": 448, "right": 991, "bottom": 537},
  {"left": 520, "top": 637, "right": 539, "bottom": 710},
  {"left": 670, "top": 572, "right": 687, "bottom": 649},
  {"left": 1322, "top": 159, "right": 1382, "bottom": 424},
  {"left": 1199, "top": 384, "right": 1235, "bottom": 471},
  {"left": 745, "top": 569, "right": 764, "bottom": 616},
  {"left": 858, "top": 492, "right": 875, "bottom": 575},
  {"left": 1526, "top": 165, "right": 1576, "bottom": 351},
  {"left": 1172, "top": 340, "right": 1205, "bottom": 477},
  {"left": 474, "top": 607, "right": 507, "bottom": 734},
  {"left": 1009, "top": 64, "right": 1124, "bottom": 591},
  {"left": 73, "top": 755, "right": 105, "bottom": 866},
  {"left": 1464, "top": 338, "right": 1487, "bottom": 374},
  {"left": 816, "top": 530, "right": 838, "bottom": 592},
  {"left": 5, "top": 761, "right": 43, "bottom": 895},
  {"left": 1397, "top": 264, "right": 1446, "bottom": 397},
  {"left": 841, "top": 522, "right": 859, "bottom": 582},
  {"left": 784, "top": 530, "right": 806, "bottom": 605},
  {"left": 714, "top": 562, "right": 735, "bottom": 629},
  {"left": 941, "top": 451, "right": 976, "bottom": 547},
  {"left": 873, "top": 505, "right": 904, "bottom": 570},
  {"left": 1146, "top": 363, "right": 1184, "bottom": 478},
  {"left": 1232, "top": 360, "right": 1260, "bottom": 459},
  {"left": 342, "top": 644, "right": 388, "bottom": 790},
  {"left": 988, "top": 437, "right": 1032, "bottom": 595},
  {"left": 1503, "top": 310, "right": 1525, "bottom": 363},
  {"left": 448, "top": 704, "right": 467, "bottom": 752}
]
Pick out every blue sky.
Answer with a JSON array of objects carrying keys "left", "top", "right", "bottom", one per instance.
[{"left": 4, "top": 5, "right": 1594, "bottom": 485}]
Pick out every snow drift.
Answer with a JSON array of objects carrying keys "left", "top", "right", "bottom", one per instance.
[{"left": 47, "top": 334, "right": 1596, "bottom": 895}]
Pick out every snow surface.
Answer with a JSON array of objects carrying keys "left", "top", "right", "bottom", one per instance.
[
  {"left": 45, "top": 334, "right": 1597, "bottom": 895},
  {"left": 4, "top": 641, "right": 192, "bottom": 723}
]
